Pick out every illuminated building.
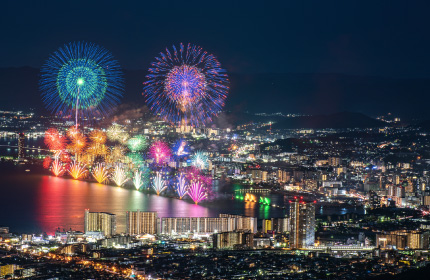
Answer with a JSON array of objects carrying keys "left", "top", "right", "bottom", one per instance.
[
  {"left": 0, "top": 264, "right": 19, "bottom": 278},
  {"left": 271, "top": 217, "right": 290, "bottom": 233},
  {"left": 126, "top": 210, "right": 158, "bottom": 235},
  {"left": 277, "top": 169, "right": 289, "bottom": 183},
  {"left": 213, "top": 231, "right": 254, "bottom": 249},
  {"left": 219, "top": 214, "right": 257, "bottom": 233},
  {"left": 376, "top": 230, "right": 430, "bottom": 250},
  {"left": 262, "top": 219, "right": 272, "bottom": 233},
  {"left": 18, "top": 132, "right": 25, "bottom": 159},
  {"left": 289, "top": 199, "right": 315, "bottom": 248},
  {"left": 328, "top": 157, "right": 341, "bottom": 166},
  {"left": 161, "top": 214, "right": 257, "bottom": 235},
  {"left": 84, "top": 209, "right": 116, "bottom": 237}
]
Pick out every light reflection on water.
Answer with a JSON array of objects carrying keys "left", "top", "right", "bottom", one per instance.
[{"left": 0, "top": 170, "right": 363, "bottom": 234}]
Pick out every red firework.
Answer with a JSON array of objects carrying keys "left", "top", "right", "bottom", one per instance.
[{"left": 44, "top": 128, "right": 66, "bottom": 151}]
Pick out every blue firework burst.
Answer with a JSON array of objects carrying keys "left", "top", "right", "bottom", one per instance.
[
  {"left": 144, "top": 43, "right": 229, "bottom": 126},
  {"left": 40, "top": 41, "right": 124, "bottom": 120}
]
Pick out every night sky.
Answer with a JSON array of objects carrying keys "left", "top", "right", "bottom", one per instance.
[
  {"left": 2, "top": 0, "right": 429, "bottom": 77},
  {"left": 2, "top": 0, "right": 430, "bottom": 118}
]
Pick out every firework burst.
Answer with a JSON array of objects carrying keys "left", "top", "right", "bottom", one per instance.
[
  {"left": 127, "top": 135, "right": 147, "bottom": 152},
  {"left": 111, "top": 165, "right": 129, "bottom": 187},
  {"left": 109, "top": 145, "right": 126, "bottom": 162},
  {"left": 191, "top": 150, "right": 209, "bottom": 170},
  {"left": 107, "top": 124, "right": 123, "bottom": 141},
  {"left": 172, "top": 138, "right": 190, "bottom": 158},
  {"left": 68, "top": 161, "right": 87, "bottom": 179},
  {"left": 40, "top": 41, "right": 124, "bottom": 125},
  {"left": 126, "top": 152, "right": 144, "bottom": 165},
  {"left": 152, "top": 171, "right": 167, "bottom": 195},
  {"left": 44, "top": 128, "right": 66, "bottom": 151},
  {"left": 89, "top": 129, "right": 107, "bottom": 144},
  {"left": 175, "top": 173, "right": 188, "bottom": 199},
  {"left": 43, "top": 156, "right": 52, "bottom": 169},
  {"left": 148, "top": 141, "right": 171, "bottom": 165},
  {"left": 92, "top": 163, "right": 110, "bottom": 184},
  {"left": 144, "top": 43, "right": 229, "bottom": 126}
]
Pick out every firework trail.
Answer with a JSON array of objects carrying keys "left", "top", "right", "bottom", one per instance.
[
  {"left": 175, "top": 173, "right": 188, "bottom": 199},
  {"left": 152, "top": 171, "right": 167, "bottom": 195},
  {"left": 188, "top": 179, "right": 208, "bottom": 204},
  {"left": 132, "top": 170, "right": 144, "bottom": 190},
  {"left": 40, "top": 41, "right": 124, "bottom": 127},
  {"left": 51, "top": 158, "right": 65, "bottom": 176},
  {"left": 92, "top": 163, "right": 110, "bottom": 184},
  {"left": 111, "top": 164, "right": 129, "bottom": 187},
  {"left": 148, "top": 141, "right": 171, "bottom": 165},
  {"left": 68, "top": 161, "right": 87, "bottom": 179},
  {"left": 144, "top": 43, "right": 229, "bottom": 126}
]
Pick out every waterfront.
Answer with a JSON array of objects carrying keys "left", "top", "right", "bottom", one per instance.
[{"left": 0, "top": 165, "right": 364, "bottom": 234}]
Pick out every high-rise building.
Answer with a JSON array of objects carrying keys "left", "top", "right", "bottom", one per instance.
[
  {"left": 84, "top": 209, "right": 116, "bottom": 237},
  {"left": 18, "top": 132, "right": 25, "bottom": 159},
  {"left": 289, "top": 199, "right": 315, "bottom": 248},
  {"left": 271, "top": 217, "right": 290, "bottom": 233},
  {"left": 126, "top": 211, "right": 158, "bottom": 235}
]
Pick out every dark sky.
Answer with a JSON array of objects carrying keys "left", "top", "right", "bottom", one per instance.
[{"left": 2, "top": 0, "right": 430, "bottom": 78}]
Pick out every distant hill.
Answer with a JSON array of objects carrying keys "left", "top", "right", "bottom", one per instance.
[
  {"left": 272, "top": 111, "right": 385, "bottom": 129},
  {"left": 1, "top": 67, "right": 430, "bottom": 120}
]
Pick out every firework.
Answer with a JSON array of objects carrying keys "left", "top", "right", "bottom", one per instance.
[
  {"left": 127, "top": 135, "right": 147, "bottom": 152},
  {"left": 144, "top": 43, "right": 229, "bottom": 126},
  {"left": 92, "top": 163, "right": 109, "bottom": 184},
  {"left": 107, "top": 124, "right": 129, "bottom": 143},
  {"left": 51, "top": 158, "right": 65, "bottom": 176},
  {"left": 111, "top": 165, "right": 129, "bottom": 187},
  {"left": 126, "top": 152, "right": 144, "bottom": 165},
  {"left": 191, "top": 150, "right": 209, "bottom": 170},
  {"left": 44, "top": 128, "right": 66, "bottom": 151},
  {"left": 109, "top": 145, "right": 126, "bottom": 162},
  {"left": 67, "top": 129, "right": 87, "bottom": 155},
  {"left": 132, "top": 170, "right": 144, "bottom": 190},
  {"left": 140, "top": 165, "right": 152, "bottom": 189},
  {"left": 68, "top": 161, "right": 87, "bottom": 179},
  {"left": 40, "top": 41, "right": 124, "bottom": 127},
  {"left": 43, "top": 156, "right": 52, "bottom": 169},
  {"left": 172, "top": 138, "right": 190, "bottom": 158},
  {"left": 175, "top": 173, "right": 188, "bottom": 199},
  {"left": 148, "top": 141, "right": 171, "bottom": 165},
  {"left": 152, "top": 171, "right": 167, "bottom": 195},
  {"left": 87, "top": 143, "right": 108, "bottom": 157},
  {"left": 67, "top": 126, "right": 80, "bottom": 139},
  {"left": 188, "top": 179, "right": 208, "bottom": 204},
  {"left": 89, "top": 129, "right": 107, "bottom": 144}
]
